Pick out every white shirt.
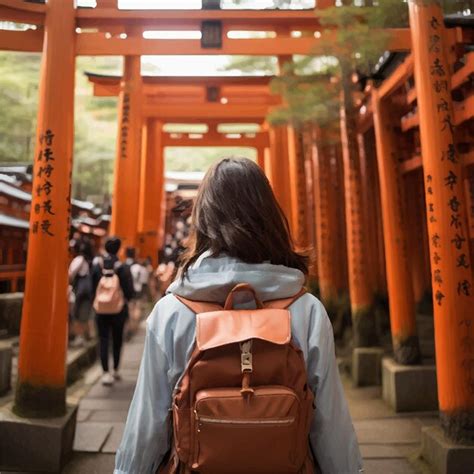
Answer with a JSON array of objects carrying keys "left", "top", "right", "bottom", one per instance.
[{"left": 69, "top": 255, "right": 89, "bottom": 280}]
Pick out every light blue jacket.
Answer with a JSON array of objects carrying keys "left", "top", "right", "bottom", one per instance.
[{"left": 114, "top": 253, "right": 363, "bottom": 474}]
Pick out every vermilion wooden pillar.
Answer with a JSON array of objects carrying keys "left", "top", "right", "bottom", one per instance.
[
  {"left": 334, "top": 143, "right": 349, "bottom": 295},
  {"left": 404, "top": 170, "right": 430, "bottom": 304},
  {"left": 256, "top": 147, "right": 265, "bottom": 170},
  {"left": 14, "top": 0, "right": 76, "bottom": 417},
  {"left": 340, "top": 84, "right": 376, "bottom": 347},
  {"left": 316, "top": 0, "right": 335, "bottom": 7},
  {"left": 110, "top": 55, "right": 143, "bottom": 250},
  {"left": 287, "top": 126, "right": 309, "bottom": 249},
  {"left": 358, "top": 133, "right": 379, "bottom": 291},
  {"left": 358, "top": 131, "right": 387, "bottom": 295},
  {"left": 409, "top": 0, "right": 474, "bottom": 442},
  {"left": 263, "top": 146, "right": 272, "bottom": 183},
  {"left": 268, "top": 125, "right": 293, "bottom": 225},
  {"left": 303, "top": 128, "right": 317, "bottom": 274},
  {"left": 96, "top": 0, "right": 118, "bottom": 7},
  {"left": 373, "top": 90, "right": 420, "bottom": 364},
  {"left": 269, "top": 53, "right": 294, "bottom": 228},
  {"left": 137, "top": 119, "right": 164, "bottom": 267},
  {"left": 158, "top": 178, "right": 167, "bottom": 250},
  {"left": 465, "top": 170, "right": 474, "bottom": 265},
  {"left": 313, "top": 130, "right": 342, "bottom": 303}
]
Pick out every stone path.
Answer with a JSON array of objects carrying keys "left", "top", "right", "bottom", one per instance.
[
  {"left": 344, "top": 380, "right": 436, "bottom": 473},
  {"left": 64, "top": 323, "right": 436, "bottom": 474},
  {"left": 63, "top": 326, "right": 146, "bottom": 473}
]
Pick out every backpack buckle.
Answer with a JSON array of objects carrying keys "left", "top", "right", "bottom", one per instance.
[
  {"left": 240, "top": 340, "right": 253, "bottom": 373},
  {"left": 241, "top": 352, "right": 253, "bottom": 372}
]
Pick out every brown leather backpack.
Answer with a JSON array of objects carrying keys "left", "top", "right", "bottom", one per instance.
[{"left": 159, "top": 283, "right": 315, "bottom": 474}]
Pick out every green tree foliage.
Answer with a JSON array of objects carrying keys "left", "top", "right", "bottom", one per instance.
[
  {"left": 0, "top": 52, "right": 121, "bottom": 199},
  {"left": 269, "top": 74, "right": 339, "bottom": 128},
  {"left": 225, "top": 55, "right": 276, "bottom": 75},
  {"left": 0, "top": 52, "right": 40, "bottom": 163},
  {"left": 0, "top": 50, "right": 258, "bottom": 200},
  {"left": 267, "top": 3, "right": 399, "bottom": 130},
  {"left": 73, "top": 56, "right": 122, "bottom": 200},
  {"left": 165, "top": 147, "right": 256, "bottom": 172},
  {"left": 226, "top": 0, "right": 471, "bottom": 130}
]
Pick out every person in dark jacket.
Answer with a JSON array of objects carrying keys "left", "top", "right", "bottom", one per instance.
[
  {"left": 69, "top": 239, "right": 94, "bottom": 347},
  {"left": 92, "top": 236, "right": 135, "bottom": 386}
]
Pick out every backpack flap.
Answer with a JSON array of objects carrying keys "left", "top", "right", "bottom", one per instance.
[{"left": 196, "top": 308, "right": 291, "bottom": 351}]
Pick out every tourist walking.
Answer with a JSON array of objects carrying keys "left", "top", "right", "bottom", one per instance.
[
  {"left": 68, "top": 239, "right": 94, "bottom": 347},
  {"left": 92, "top": 237, "right": 135, "bottom": 386},
  {"left": 114, "top": 158, "right": 362, "bottom": 474},
  {"left": 127, "top": 259, "right": 150, "bottom": 336}
]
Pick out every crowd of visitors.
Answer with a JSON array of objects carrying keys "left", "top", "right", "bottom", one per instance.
[
  {"left": 68, "top": 236, "right": 152, "bottom": 385},
  {"left": 67, "top": 214, "right": 191, "bottom": 386},
  {"left": 155, "top": 216, "right": 190, "bottom": 293}
]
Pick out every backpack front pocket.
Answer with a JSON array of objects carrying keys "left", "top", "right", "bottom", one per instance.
[{"left": 191, "top": 386, "right": 302, "bottom": 474}]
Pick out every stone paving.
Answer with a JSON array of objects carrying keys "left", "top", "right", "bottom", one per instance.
[
  {"left": 64, "top": 323, "right": 436, "bottom": 474},
  {"left": 344, "top": 380, "right": 437, "bottom": 473},
  {"left": 69, "top": 327, "right": 144, "bottom": 461}
]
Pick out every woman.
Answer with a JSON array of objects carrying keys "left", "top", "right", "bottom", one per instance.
[
  {"left": 115, "top": 158, "right": 362, "bottom": 473},
  {"left": 92, "top": 236, "right": 135, "bottom": 385}
]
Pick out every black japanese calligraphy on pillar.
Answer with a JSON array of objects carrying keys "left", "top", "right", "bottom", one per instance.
[
  {"left": 32, "top": 129, "right": 56, "bottom": 237},
  {"left": 426, "top": 13, "right": 473, "bottom": 306},
  {"left": 426, "top": 174, "right": 442, "bottom": 294},
  {"left": 428, "top": 12, "right": 474, "bottom": 393},
  {"left": 120, "top": 93, "right": 131, "bottom": 159}
]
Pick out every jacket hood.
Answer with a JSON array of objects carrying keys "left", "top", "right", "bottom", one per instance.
[{"left": 167, "top": 251, "right": 305, "bottom": 304}]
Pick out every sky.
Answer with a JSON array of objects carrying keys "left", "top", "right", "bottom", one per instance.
[
  {"left": 118, "top": 0, "right": 314, "bottom": 9},
  {"left": 79, "top": 0, "right": 315, "bottom": 9},
  {"left": 142, "top": 55, "right": 245, "bottom": 76}
]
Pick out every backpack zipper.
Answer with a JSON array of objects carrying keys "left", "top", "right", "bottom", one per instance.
[
  {"left": 191, "top": 409, "right": 201, "bottom": 470},
  {"left": 197, "top": 416, "right": 295, "bottom": 425}
]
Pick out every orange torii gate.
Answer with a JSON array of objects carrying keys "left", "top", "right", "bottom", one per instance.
[
  {"left": 0, "top": 1, "right": 412, "bottom": 56},
  {"left": 1, "top": 1, "right": 473, "bottom": 471},
  {"left": 86, "top": 72, "right": 279, "bottom": 257},
  {"left": 105, "top": 73, "right": 309, "bottom": 246},
  {"left": 331, "top": 3, "right": 474, "bottom": 449},
  {"left": 86, "top": 72, "right": 326, "bottom": 257}
]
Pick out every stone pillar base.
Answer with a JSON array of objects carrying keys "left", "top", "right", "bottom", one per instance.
[
  {"left": 0, "top": 341, "right": 12, "bottom": 395},
  {"left": 421, "top": 425, "right": 474, "bottom": 474},
  {"left": 382, "top": 356, "right": 438, "bottom": 412},
  {"left": 0, "top": 401, "right": 77, "bottom": 472},
  {"left": 352, "top": 347, "right": 384, "bottom": 387}
]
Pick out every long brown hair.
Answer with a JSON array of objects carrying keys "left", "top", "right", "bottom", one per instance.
[{"left": 180, "top": 157, "right": 308, "bottom": 278}]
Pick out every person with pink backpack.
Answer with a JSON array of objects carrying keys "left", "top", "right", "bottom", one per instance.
[
  {"left": 92, "top": 237, "right": 135, "bottom": 386},
  {"left": 115, "top": 158, "right": 362, "bottom": 473}
]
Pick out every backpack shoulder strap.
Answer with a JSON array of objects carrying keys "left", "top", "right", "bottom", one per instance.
[
  {"left": 174, "top": 295, "right": 223, "bottom": 314},
  {"left": 263, "top": 288, "right": 307, "bottom": 310}
]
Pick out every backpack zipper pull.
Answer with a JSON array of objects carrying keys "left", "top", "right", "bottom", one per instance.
[
  {"left": 240, "top": 340, "right": 254, "bottom": 399},
  {"left": 240, "top": 340, "right": 253, "bottom": 373}
]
